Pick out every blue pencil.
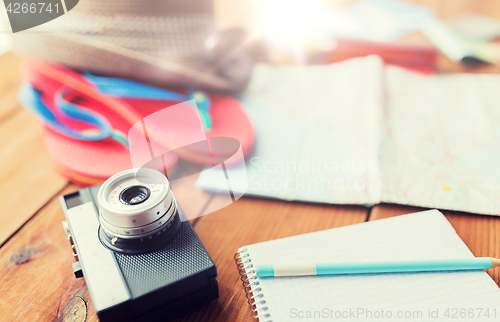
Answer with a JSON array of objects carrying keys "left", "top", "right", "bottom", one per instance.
[{"left": 255, "top": 258, "right": 500, "bottom": 278}]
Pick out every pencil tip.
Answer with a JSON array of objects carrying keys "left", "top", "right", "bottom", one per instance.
[{"left": 490, "top": 258, "right": 500, "bottom": 268}]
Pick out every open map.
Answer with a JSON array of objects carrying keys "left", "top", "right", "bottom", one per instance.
[
  {"left": 197, "top": 56, "right": 500, "bottom": 216},
  {"left": 381, "top": 65, "right": 500, "bottom": 215}
]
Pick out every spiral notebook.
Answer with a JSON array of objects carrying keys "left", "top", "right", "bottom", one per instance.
[{"left": 236, "top": 210, "right": 500, "bottom": 321}]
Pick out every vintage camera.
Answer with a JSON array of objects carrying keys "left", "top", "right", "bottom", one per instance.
[{"left": 60, "top": 168, "right": 219, "bottom": 322}]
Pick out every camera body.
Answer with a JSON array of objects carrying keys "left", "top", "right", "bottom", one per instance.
[{"left": 60, "top": 183, "right": 219, "bottom": 322}]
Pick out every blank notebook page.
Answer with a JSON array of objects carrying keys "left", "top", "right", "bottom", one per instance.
[{"left": 239, "top": 210, "right": 500, "bottom": 321}]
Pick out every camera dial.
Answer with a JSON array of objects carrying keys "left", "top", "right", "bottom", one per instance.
[{"left": 97, "top": 168, "right": 181, "bottom": 254}]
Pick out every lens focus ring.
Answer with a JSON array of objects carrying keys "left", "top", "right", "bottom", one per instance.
[
  {"left": 96, "top": 169, "right": 182, "bottom": 254},
  {"left": 100, "top": 198, "right": 177, "bottom": 238},
  {"left": 97, "top": 169, "right": 172, "bottom": 228}
]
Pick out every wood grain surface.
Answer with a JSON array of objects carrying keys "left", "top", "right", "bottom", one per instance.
[
  {"left": 0, "top": 52, "right": 22, "bottom": 121},
  {"left": 2, "top": 0, "right": 500, "bottom": 321},
  {"left": 0, "top": 185, "right": 99, "bottom": 322},
  {"left": 0, "top": 109, "right": 67, "bottom": 246}
]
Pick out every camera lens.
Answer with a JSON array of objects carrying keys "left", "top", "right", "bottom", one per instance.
[
  {"left": 97, "top": 169, "right": 182, "bottom": 254},
  {"left": 119, "top": 185, "right": 151, "bottom": 205}
]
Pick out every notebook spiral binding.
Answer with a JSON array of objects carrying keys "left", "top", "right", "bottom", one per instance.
[{"left": 235, "top": 248, "right": 272, "bottom": 322}]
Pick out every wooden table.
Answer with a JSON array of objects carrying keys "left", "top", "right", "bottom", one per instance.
[{"left": 1, "top": 1, "right": 500, "bottom": 321}]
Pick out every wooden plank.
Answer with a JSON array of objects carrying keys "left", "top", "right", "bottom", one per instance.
[
  {"left": 176, "top": 197, "right": 369, "bottom": 322},
  {"left": 0, "top": 52, "right": 22, "bottom": 121},
  {"left": 0, "top": 185, "right": 99, "bottom": 322},
  {"left": 369, "top": 204, "right": 500, "bottom": 286},
  {"left": 0, "top": 109, "right": 68, "bottom": 245}
]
